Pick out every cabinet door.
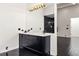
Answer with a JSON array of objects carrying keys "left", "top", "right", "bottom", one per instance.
[
  {"left": 40, "top": 36, "right": 50, "bottom": 55},
  {"left": 19, "top": 34, "right": 50, "bottom": 55},
  {"left": 44, "top": 36, "right": 50, "bottom": 55},
  {"left": 19, "top": 34, "right": 24, "bottom": 48},
  {"left": 22, "top": 35, "right": 37, "bottom": 48}
]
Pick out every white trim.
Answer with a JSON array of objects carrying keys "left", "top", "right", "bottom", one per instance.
[{"left": 57, "top": 35, "right": 71, "bottom": 38}]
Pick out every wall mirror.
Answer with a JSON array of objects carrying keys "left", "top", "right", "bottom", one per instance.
[{"left": 44, "top": 14, "right": 54, "bottom": 33}]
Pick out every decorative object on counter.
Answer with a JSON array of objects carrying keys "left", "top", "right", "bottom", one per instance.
[
  {"left": 30, "top": 28, "right": 32, "bottom": 30},
  {"left": 27, "top": 28, "right": 33, "bottom": 32},
  {"left": 29, "top": 3, "right": 47, "bottom": 12},
  {"left": 21, "top": 29, "right": 24, "bottom": 31},
  {"left": 27, "top": 29, "right": 30, "bottom": 32},
  {"left": 18, "top": 28, "right": 33, "bottom": 33},
  {"left": 24, "top": 30, "right": 27, "bottom": 33},
  {"left": 18, "top": 28, "right": 21, "bottom": 31},
  {"left": 18, "top": 28, "right": 26, "bottom": 33}
]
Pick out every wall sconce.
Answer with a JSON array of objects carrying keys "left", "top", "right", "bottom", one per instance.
[{"left": 29, "top": 3, "right": 47, "bottom": 12}]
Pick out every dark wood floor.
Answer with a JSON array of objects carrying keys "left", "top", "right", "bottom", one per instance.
[
  {"left": 57, "top": 37, "right": 71, "bottom": 56},
  {"left": 57, "top": 37, "right": 79, "bottom": 56},
  {"left": 0, "top": 48, "right": 38, "bottom": 56},
  {"left": 0, "top": 48, "right": 50, "bottom": 56},
  {"left": 1, "top": 37, "right": 79, "bottom": 56}
]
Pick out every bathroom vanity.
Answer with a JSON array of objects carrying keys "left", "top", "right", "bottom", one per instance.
[{"left": 19, "top": 33, "right": 50, "bottom": 56}]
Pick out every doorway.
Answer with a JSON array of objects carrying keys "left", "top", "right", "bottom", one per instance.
[{"left": 69, "top": 18, "right": 79, "bottom": 56}]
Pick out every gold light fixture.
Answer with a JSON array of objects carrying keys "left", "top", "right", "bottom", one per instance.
[{"left": 29, "top": 3, "right": 47, "bottom": 12}]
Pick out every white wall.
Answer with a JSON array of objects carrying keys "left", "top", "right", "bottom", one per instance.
[
  {"left": 0, "top": 3, "right": 27, "bottom": 53},
  {"left": 26, "top": 4, "right": 44, "bottom": 33},
  {"left": 57, "top": 4, "right": 79, "bottom": 37},
  {"left": 44, "top": 4, "right": 54, "bottom": 16},
  {"left": 0, "top": 3, "right": 44, "bottom": 53}
]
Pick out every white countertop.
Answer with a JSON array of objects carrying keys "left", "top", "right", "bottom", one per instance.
[{"left": 18, "top": 32, "right": 51, "bottom": 37}]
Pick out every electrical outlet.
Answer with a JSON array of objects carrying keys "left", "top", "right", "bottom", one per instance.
[{"left": 6, "top": 46, "right": 8, "bottom": 50}]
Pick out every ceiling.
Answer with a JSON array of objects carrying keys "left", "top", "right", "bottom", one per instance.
[{"left": 57, "top": 3, "right": 77, "bottom": 9}]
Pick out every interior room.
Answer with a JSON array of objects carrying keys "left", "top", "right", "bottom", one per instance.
[
  {"left": 57, "top": 3, "right": 79, "bottom": 56},
  {"left": 0, "top": 3, "right": 57, "bottom": 56},
  {"left": 2, "top": 3, "right": 79, "bottom": 56}
]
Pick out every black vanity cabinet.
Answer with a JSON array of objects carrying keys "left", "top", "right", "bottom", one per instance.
[{"left": 19, "top": 34, "right": 50, "bottom": 56}]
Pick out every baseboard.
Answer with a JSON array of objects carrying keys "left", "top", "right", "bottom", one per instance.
[
  {"left": 0, "top": 46, "right": 19, "bottom": 54},
  {"left": 23, "top": 47, "right": 50, "bottom": 56},
  {"left": 57, "top": 36, "right": 71, "bottom": 38}
]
